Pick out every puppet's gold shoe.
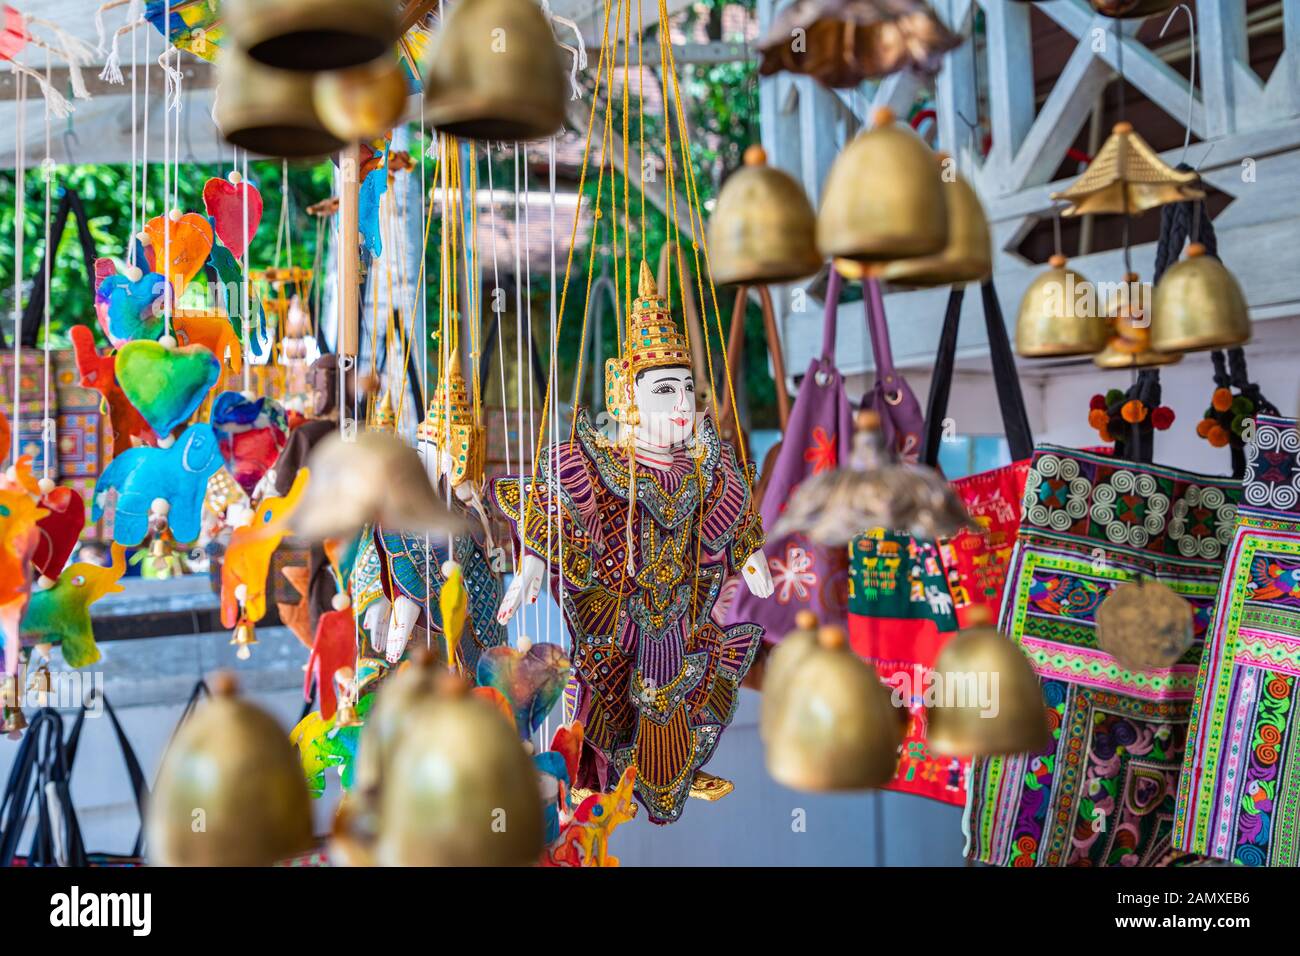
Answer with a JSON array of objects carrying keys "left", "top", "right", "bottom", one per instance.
[{"left": 689, "top": 770, "right": 734, "bottom": 801}]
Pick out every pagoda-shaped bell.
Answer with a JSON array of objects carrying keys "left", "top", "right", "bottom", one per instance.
[
  {"left": 708, "top": 145, "right": 823, "bottom": 286},
  {"left": 230, "top": 618, "right": 258, "bottom": 661},
  {"left": 880, "top": 156, "right": 991, "bottom": 288},
  {"left": 1015, "top": 254, "right": 1109, "bottom": 357},
  {"left": 817, "top": 107, "right": 948, "bottom": 264},
  {"left": 926, "top": 606, "right": 1053, "bottom": 758},
  {"left": 765, "top": 625, "right": 902, "bottom": 791},
  {"left": 1150, "top": 243, "right": 1250, "bottom": 353},
  {"left": 423, "top": 0, "right": 567, "bottom": 142},
  {"left": 313, "top": 55, "right": 409, "bottom": 143},
  {"left": 223, "top": 0, "right": 399, "bottom": 72},
  {"left": 1051, "top": 122, "right": 1203, "bottom": 217},
  {"left": 370, "top": 390, "right": 398, "bottom": 433},
  {"left": 216, "top": 47, "right": 346, "bottom": 159},
  {"left": 147, "top": 672, "right": 314, "bottom": 866}
]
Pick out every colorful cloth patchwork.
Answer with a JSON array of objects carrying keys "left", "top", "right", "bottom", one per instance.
[
  {"left": 1175, "top": 415, "right": 1300, "bottom": 865},
  {"left": 966, "top": 445, "right": 1241, "bottom": 867}
]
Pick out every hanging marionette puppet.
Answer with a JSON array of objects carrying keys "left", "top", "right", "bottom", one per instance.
[{"left": 492, "top": 262, "right": 774, "bottom": 825}]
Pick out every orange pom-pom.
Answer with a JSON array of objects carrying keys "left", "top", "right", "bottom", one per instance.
[
  {"left": 1088, "top": 409, "right": 1110, "bottom": 430},
  {"left": 1121, "top": 400, "right": 1147, "bottom": 424},
  {"left": 1098, "top": 426, "right": 1113, "bottom": 443},
  {"left": 1212, "top": 388, "right": 1233, "bottom": 413},
  {"left": 1207, "top": 425, "right": 1230, "bottom": 448},
  {"left": 1196, "top": 418, "right": 1215, "bottom": 438}
]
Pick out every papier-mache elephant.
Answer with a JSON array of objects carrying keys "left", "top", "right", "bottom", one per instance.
[{"left": 93, "top": 422, "right": 226, "bottom": 546}]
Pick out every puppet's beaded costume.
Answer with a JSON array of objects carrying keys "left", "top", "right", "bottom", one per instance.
[{"left": 491, "top": 264, "right": 765, "bottom": 824}]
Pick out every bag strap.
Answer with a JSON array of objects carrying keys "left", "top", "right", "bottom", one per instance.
[
  {"left": 66, "top": 689, "right": 149, "bottom": 859},
  {"left": 821, "top": 268, "right": 842, "bottom": 363},
  {"left": 863, "top": 279, "right": 905, "bottom": 397},
  {"left": 15, "top": 189, "right": 99, "bottom": 350},
  {"left": 0, "top": 710, "right": 46, "bottom": 865}
]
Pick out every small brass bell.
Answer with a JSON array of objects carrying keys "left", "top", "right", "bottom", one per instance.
[
  {"left": 223, "top": 0, "right": 399, "bottom": 72},
  {"left": 313, "top": 55, "right": 410, "bottom": 143},
  {"left": 880, "top": 156, "right": 991, "bottom": 288},
  {"left": 29, "top": 664, "right": 51, "bottom": 708},
  {"left": 1015, "top": 254, "right": 1109, "bottom": 358},
  {"left": 926, "top": 606, "right": 1052, "bottom": 758},
  {"left": 817, "top": 107, "right": 948, "bottom": 264},
  {"left": 1150, "top": 243, "right": 1250, "bottom": 354},
  {"left": 3, "top": 705, "right": 28, "bottom": 735},
  {"left": 765, "top": 625, "right": 903, "bottom": 791},
  {"left": 375, "top": 681, "right": 545, "bottom": 866},
  {"left": 215, "top": 47, "right": 346, "bottom": 159},
  {"left": 1092, "top": 340, "right": 1183, "bottom": 369},
  {"left": 230, "top": 618, "right": 258, "bottom": 661},
  {"left": 423, "top": 0, "right": 567, "bottom": 142},
  {"left": 1091, "top": 270, "right": 1182, "bottom": 367},
  {"left": 707, "top": 145, "right": 823, "bottom": 286},
  {"left": 147, "top": 672, "right": 314, "bottom": 866},
  {"left": 759, "top": 610, "right": 820, "bottom": 743}
]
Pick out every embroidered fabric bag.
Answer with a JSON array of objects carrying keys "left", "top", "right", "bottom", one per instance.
[
  {"left": 965, "top": 446, "right": 1242, "bottom": 866},
  {"left": 1175, "top": 415, "right": 1300, "bottom": 865},
  {"left": 922, "top": 282, "right": 1034, "bottom": 628}
]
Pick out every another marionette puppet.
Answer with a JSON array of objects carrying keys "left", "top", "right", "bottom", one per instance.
[
  {"left": 492, "top": 262, "right": 774, "bottom": 825},
  {"left": 368, "top": 353, "right": 507, "bottom": 671}
]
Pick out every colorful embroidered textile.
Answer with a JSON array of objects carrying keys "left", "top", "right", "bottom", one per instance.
[
  {"left": 941, "top": 461, "right": 1031, "bottom": 628},
  {"left": 966, "top": 445, "right": 1241, "bottom": 866},
  {"left": 1175, "top": 415, "right": 1300, "bottom": 865},
  {"left": 491, "top": 409, "right": 764, "bottom": 824},
  {"left": 848, "top": 529, "right": 965, "bottom": 805}
]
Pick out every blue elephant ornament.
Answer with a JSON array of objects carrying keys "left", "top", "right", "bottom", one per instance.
[{"left": 93, "top": 423, "right": 226, "bottom": 546}]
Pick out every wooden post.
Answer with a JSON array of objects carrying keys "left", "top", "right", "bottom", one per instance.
[{"left": 338, "top": 142, "right": 362, "bottom": 357}]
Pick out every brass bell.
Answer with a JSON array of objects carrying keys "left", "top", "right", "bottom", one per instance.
[
  {"left": 707, "top": 145, "right": 823, "bottom": 286},
  {"left": 313, "top": 55, "right": 410, "bottom": 143},
  {"left": 926, "top": 606, "right": 1052, "bottom": 758},
  {"left": 291, "top": 430, "right": 463, "bottom": 542},
  {"left": 223, "top": 0, "right": 399, "bottom": 72},
  {"left": 759, "top": 610, "right": 820, "bottom": 743},
  {"left": 3, "top": 705, "right": 28, "bottom": 735},
  {"left": 375, "top": 682, "right": 544, "bottom": 866},
  {"left": 1090, "top": 0, "right": 1177, "bottom": 18},
  {"left": 215, "top": 47, "right": 346, "bottom": 159},
  {"left": 765, "top": 626, "right": 902, "bottom": 791},
  {"left": 423, "top": 0, "right": 567, "bottom": 142},
  {"left": 1094, "top": 276, "right": 1183, "bottom": 367},
  {"left": 147, "top": 672, "right": 314, "bottom": 866},
  {"left": 352, "top": 648, "right": 442, "bottom": 798},
  {"left": 1051, "top": 122, "right": 1203, "bottom": 217},
  {"left": 1092, "top": 339, "right": 1183, "bottom": 369},
  {"left": 1150, "top": 243, "right": 1250, "bottom": 354},
  {"left": 817, "top": 107, "right": 948, "bottom": 264},
  {"left": 230, "top": 618, "right": 258, "bottom": 661},
  {"left": 880, "top": 156, "right": 991, "bottom": 288},
  {"left": 1015, "top": 254, "right": 1109, "bottom": 357}
]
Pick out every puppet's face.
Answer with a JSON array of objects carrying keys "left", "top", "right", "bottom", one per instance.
[{"left": 634, "top": 367, "right": 695, "bottom": 448}]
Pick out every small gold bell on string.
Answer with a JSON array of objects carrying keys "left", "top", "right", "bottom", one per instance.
[
  {"left": 215, "top": 46, "right": 347, "bottom": 159},
  {"left": 765, "top": 625, "right": 903, "bottom": 791},
  {"left": 926, "top": 606, "right": 1052, "bottom": 758},
  {"left": 334, "top": 666, "right": 362, "bottom": 728},
  {"left": 223, "top": 0, "right": 399, "bottom": 72},
  {"left": 1016, "top": 254, "right": 1109, "bottom": 357},
  {"left": 28, "top": 664, "right": 51, "bottom": 708},
  {"left": 1150, "top": 243, "right": 1251, "bottom": 354},
  {"left": 423, "top": 0, "right": 567, "bottom": 142},
  {"left": 147, "top": 672, "right": 314, "bottom": 866},
  {"left": 707, "top": 145, "right": 823, "bottom": 287},
  {"left": 817, "top": 107, "right": 948, "bottom": 264},
  {"left": 880, "top": 155, "right": 992, "bottom": 288},
  {"left": 3, "top": 704, "right": 28, "bottom": 735},
  {"left": 1092, "top": 270, "right": 1183, "bottom": 368},
  {"left": 230, "top": 618, "right": 258, "bottom": 661}
]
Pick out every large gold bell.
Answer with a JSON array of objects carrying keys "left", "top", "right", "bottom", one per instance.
[
  {"left": 313, "top": 55, "right": 410, "bottom": 143},
  {"left": 926, "top": 607, "right": 1052, "bottom": 758},
  {"left": 708, "top": 145, "right": 823, "bottom": 286},
  {"left": 758, "top": 610, "right": 820, "bottom": 742},
  {"left": 817, "top": 107, "right": 948, "bottom": 264},
  {"left": 1150, "top": 243, "right": 1250, "bottom": 353},
  {"left": 147, "top": 672, "right": 314, "bottom": 866},
  {"left": 1015, "top": 254, "right": 1109, "bottom": 357},
  {"left": 215, "top": 47, "right": 346, "bottom": 159},
  {"left": 423, "top": 0, "right": 567, "bottom": 142},
  {"left": 765, "top": 626, "right": 902, "bottom": 791},
  {"left": 375, "top": 683, "right": 544, "bottom": 866},
  {"left": 223, "top": 0, "right": 399, "bottom": 72},
  {"left": 880, "top": 157, "right": 991, "bottom": 287}
]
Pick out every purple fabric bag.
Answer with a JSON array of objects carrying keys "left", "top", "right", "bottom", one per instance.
[
  {"left": 725, "top": 270, "right": 854, "bottom": 637},
  {"left": 860, "top": 278, "right": 925, "bottom": 462}
]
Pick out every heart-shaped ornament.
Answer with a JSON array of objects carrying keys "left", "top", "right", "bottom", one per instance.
[
  {"left": 475, "top": 643, "right": 571, "bottom": 739},
  {"left": 202, "top": 177, "right": 263, "bottom": 260},
  {"left": 116, "top": 340, "right": 221, "bottom": 438},
  {"left": 143, "top": 213, "right": 214, "bottom": 301},
  {"left": 99, "top": 271, "right": 167, "bottom": 345},
  {"left": 33, "top": 486, "right": 87, "bottom": 580}
]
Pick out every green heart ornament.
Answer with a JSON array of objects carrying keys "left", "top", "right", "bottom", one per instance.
[{"left": 116, "top": 340, "right": 221, "bottom": 438}]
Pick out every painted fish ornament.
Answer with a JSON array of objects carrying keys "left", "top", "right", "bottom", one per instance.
[
  {"left": 21, "top": 545, "right": 127, "bottom": 668},
  {"left": 173, "top": 311, "right": 242, "bottom": 374},
  {"left": 220, "top": 468, "right": 309, "bottom": 627},
  {"left": 99, "top": 271, "right": 167, "bottom": 344}
]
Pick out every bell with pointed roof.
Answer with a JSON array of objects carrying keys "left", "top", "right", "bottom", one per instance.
[
  {"left": 418, "top": 349, "right": 484, "bottom": 488},
  {"left": 370, "top": 390, "right": 397, "bottom": 433}
]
